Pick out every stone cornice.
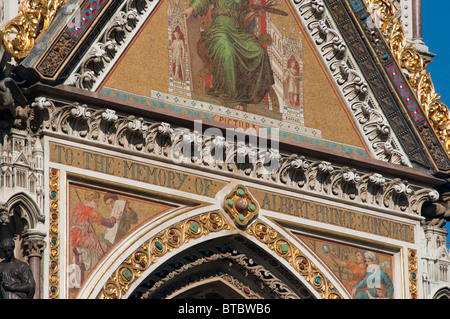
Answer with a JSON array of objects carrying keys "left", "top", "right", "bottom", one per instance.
[
  {"left": 23, "top": 83, "right": 443, "bottom": 187},
  {"left": 23, "top": 86, "right": 445, "bottom": 218}
]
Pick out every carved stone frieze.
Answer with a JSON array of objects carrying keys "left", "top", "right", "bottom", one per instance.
[
  {"left": 29, "top": 97, "right": 440, "bottom": 216},
  {"left": 68, "top": 0, "right": 149, "bottom": 90}
]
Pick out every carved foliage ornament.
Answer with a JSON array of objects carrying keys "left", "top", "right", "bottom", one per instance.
[{"left": 29, "top": 97, "right": 439, "bottom": 215}]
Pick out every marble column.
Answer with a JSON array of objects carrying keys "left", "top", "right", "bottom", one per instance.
[
  {"left": 411, "top": 0, "right": 422, "bottom": 40},
  {"left": 23, "top": 230, "right": 46, "bottom": 299}
]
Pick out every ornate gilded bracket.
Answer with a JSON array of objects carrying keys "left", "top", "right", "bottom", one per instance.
[{"left": 0, "top": 0, "right": 69, "bottom": 60}]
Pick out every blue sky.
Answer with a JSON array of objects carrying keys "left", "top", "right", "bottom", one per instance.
[
  {"left": 422, "top": 3, "right": 450, "bottom": 106},
  {"left": 422, "top": 3, "right": 450, "bottom": 244}
]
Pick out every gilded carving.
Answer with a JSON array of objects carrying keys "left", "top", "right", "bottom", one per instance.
[
  {"left": 43, "top": 97, "right": 439, "bottom": 216},
  {"left": 408, "top": 249, "right": 418, "bottom": 299},
  {"left": 98, "top": 211, "right": 231, "bottom": 299},
  {"left": 222, "top": 185, "right": 259, "bottom": 228},
  {"left": 247, "top": 221, "right": 343, "bottom": 299},
  {"left": 49, "top": 168, "right": 60, "bottom": 299},
  {"left": 98, "top": 212, "right": 346, "bottom": 299},
  {"left": 0, "top": 0, "right": 69, "bottom": 59},
  {"left": 364, "top": 0, "right": 450, "bottom": 157}
]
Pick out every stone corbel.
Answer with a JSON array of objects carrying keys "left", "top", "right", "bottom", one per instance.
[
  {"left": 279, "top": 154, "right": 310, "bottom": 188},
  {"left": 50, "top": 102, "right": 91, "bottom": 137},
  {"left": 359, "top": 173, "right": 386, "bottom": 206},
  {"left": 331, "top": 167, "right": 361, "bottom": 200},
  {"left": 144, "top": 122, "right": 174, "bottom": 156},
  {"left": 202, "top": 135, "right": 230, "bottom": 168},
  {"left": 0, "top": 202, "right": 11, "bottom": 225},
  {"left": 421, "top": 192, "right": 450, "bottom": 227},
  {"left": 231, "top": 142, "right": 258, "bottom": 176},
  {"left": 382, "top": 179, "right": 414, "bottom": 211},
  {"left": 255, "top": 148, "right": 281, "bottom": 180},
  {"left": 307, "top": 160, "right": 334, "bottom": 193},
  {"left": 115, "top": 116, "right": 148, "bottom": 150},
  {"left": 88, "top": 108, "right": 119, "bottom": 142}
]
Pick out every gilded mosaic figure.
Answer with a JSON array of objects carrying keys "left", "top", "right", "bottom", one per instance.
[
  {"left": 103, "top": 193, "right": 138, "bottom": 245},
  {"left": 169, "top": 29, "right": 186, "bottom": 81},
  {"left": 0, "top": 238, "right": 35, "bottom": 299},
  {"left": 284, "top": 59, "right": 301, "bottom": 107},
  {"left": 71, "top": 190, "right": 117, "bottom": 273},
  {"left": 351, "top": 251, "right": 394, "bottom": 299},
  {"left": 182, "top": 0, "right": 275, "bottom": 109}
]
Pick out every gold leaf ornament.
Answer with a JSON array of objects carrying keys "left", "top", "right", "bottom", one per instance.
[{"left": 1, "top": 0, "right": 69, "bottom": 60}]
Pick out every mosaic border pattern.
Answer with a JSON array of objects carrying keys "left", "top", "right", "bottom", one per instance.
[
  {"left": 408, "top": 249, "right": 418, "bottom": 299},
  {"left": 49, "top": 168, "right": 61, "bottom": 298},
  {"left": 99, "top": 87, "right": 369, "bottom": 157}
]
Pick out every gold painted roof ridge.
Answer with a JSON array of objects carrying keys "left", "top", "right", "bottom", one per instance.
[
  {"left": 1, "top": 0, "right": 449, "bottom": 159},
  {"left": 364, "top": 0, "right": 450, "bottom": 157}
]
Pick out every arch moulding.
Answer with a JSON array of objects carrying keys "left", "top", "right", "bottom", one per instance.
[{"left": 75, "top": 207, "right": 347, "bottom": 299}]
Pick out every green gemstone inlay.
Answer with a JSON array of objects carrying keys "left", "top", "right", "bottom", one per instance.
[
  {"left": 122, "top": 268, "right": 132, "bottom": 281},
  {"left": 190, "top": 222, "right": 199, "bottom": 233}
]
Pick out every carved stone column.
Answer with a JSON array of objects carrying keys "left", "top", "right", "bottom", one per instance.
[
  {"left": 411, "top": 0, "right": 422, "bottom": 40},
  {"left": 23, "top": 228, "right": 47, "bottom": 299},
  {"left": 411, "top": 0, "right": 431, "bottom": 57}
]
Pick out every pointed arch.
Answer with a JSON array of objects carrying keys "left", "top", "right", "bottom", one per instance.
[
  {"left": 434, "top": 288, "right": 450, "bottom": 299},
  {"left": 5, "top": 192, "right": 42, "bottom": 230},
  {"left": 75, "top": 207, "right": 347, "bottom": 299}
]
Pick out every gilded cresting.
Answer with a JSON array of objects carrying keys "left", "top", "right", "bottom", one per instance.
[
  {"left": 0, "top": 0, "right": 69, "bottom": 59},
  {"left": 364, "top": 0, "right": 450, "bottom": 156}
]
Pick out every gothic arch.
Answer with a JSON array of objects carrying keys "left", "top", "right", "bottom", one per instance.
[
  {"left": 129, "top": 235, "right": 314, "bottom": 299},
  {"left": 75, "top": 208, "right": 347, "bottom": 299},
  {"left": 433, "top": 288, "right": 450, "bottom": 299},
  {"left": 2, "top": 192, "right": 42, "bottom": 237}
]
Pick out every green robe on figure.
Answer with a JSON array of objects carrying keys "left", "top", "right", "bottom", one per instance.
[{"left": 190, "top": 0, "right": 275, "bottom": 107}]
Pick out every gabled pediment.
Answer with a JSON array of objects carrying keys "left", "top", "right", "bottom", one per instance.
[
  {"left": 4, "top": 0, "right": 450, "bottom": 176},
  {"left": 434, "top": 245, "right": 450, "bottom": 261},
  {"left": 14, "top": 152, "right": 29, "bottom": 166}
]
